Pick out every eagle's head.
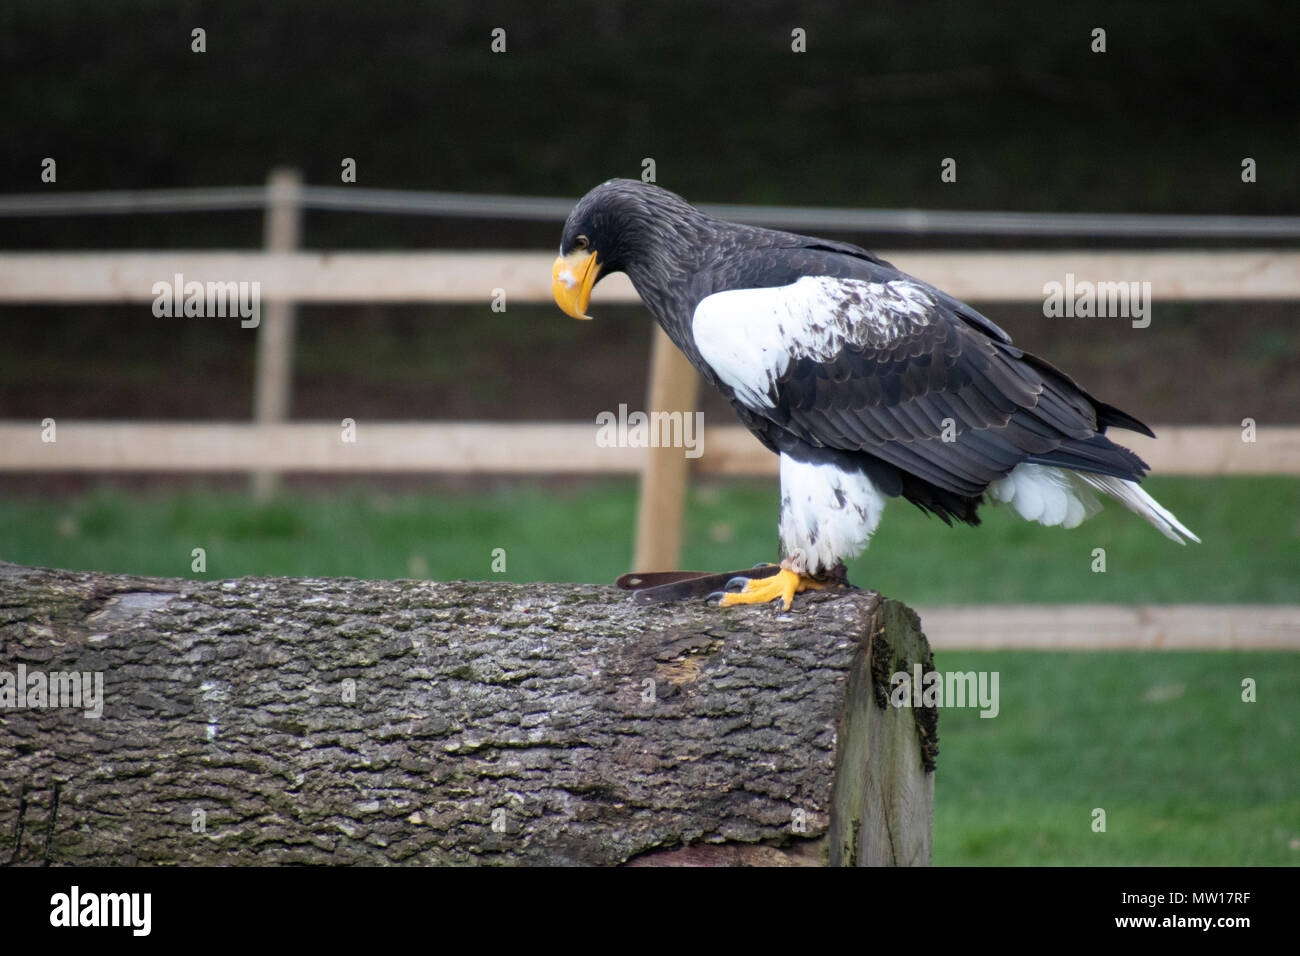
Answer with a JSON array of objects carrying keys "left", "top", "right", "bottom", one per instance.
[{"left": 552, "top": 179, "right": 702, "bottom": 319}]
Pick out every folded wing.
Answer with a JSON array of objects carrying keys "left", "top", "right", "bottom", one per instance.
[{"left": 692, "top": 257, "right": 1152, "bottom": 498}]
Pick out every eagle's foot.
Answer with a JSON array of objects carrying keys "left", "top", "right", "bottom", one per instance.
[{"left": 718, "top": 562, "right": 835, "bottom": 611}]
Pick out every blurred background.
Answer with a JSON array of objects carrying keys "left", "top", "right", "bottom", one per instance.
[{"left": 0, "top": 0, "right": 1296, "bottom": 864}]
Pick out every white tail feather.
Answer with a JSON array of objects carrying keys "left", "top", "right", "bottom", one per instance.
[
  {"left": 988, "top": 464, "right": 1102, "bottom": 529},
  {"left": 1077, "top": 473, "right": 1201, "bottom": 544},
  {"left": 990, "top": 464, "right": 1200, "bottom": 544}
]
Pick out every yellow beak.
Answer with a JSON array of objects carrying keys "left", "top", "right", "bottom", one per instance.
[{"left": 552, "top": 249, "right": 602, "bottom": 320}]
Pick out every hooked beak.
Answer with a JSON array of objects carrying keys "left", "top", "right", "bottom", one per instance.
[{"left": 552, "top": 248, "right": 602, "bottom": 320}]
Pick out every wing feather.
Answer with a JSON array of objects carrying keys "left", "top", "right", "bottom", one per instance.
[{"left": 692, "top": 252, "right": 1150, "bottom": 495}]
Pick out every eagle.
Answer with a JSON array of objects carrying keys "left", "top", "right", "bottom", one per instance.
[{"left": 552, "top": 179, "right": 1198, "bottom": 609}]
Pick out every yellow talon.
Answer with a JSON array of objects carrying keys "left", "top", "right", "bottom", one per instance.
[{"left": 718, "top": 567, "right": 830, "bottom": 611}]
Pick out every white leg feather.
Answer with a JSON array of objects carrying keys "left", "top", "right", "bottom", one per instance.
[{"left": 778, "top": 454, "right": 886, "bottom": 575}]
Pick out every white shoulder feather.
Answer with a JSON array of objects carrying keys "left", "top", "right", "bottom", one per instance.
[{"left": 691, "top": 275, "right": 935, "bottom": 410}]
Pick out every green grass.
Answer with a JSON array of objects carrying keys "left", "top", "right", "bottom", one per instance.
[
  {"left": 1, "top": 477, "right": 1296, "bottom": 865},
  {"left": 932, "top": 651, "right": 1300, "bottom": 865},
  {"left": 2, "top": 475, "right": 1294, "bottom": 603}
]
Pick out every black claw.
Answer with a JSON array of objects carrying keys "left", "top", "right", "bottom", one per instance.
[
  {"left": 622, "top": 564, "right": 783, "bottom": 604},
  {"left": 725, "top": 576, "right": 751, "bottom": 592}
]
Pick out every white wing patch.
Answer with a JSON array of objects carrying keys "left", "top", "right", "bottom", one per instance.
[{"left": 692, "top": 275, "right": 935, "bottom": 410}]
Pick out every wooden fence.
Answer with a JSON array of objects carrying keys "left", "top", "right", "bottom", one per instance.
[{"left": 3, "top": 174, "right": 1299, "bottom": 591}]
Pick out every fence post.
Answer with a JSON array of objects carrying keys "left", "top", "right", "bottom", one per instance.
[
  {"left": 251, "top": 167, "right": 303, "bottom": 501},
  {"left": 632, "top": 325, "right": 700, "bottom": 570}
]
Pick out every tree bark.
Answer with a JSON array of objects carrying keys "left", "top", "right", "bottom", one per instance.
[{"left": 0, "top": 561, "right": 936, "bottom": 866}]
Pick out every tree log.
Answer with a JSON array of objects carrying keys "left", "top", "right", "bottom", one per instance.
[{"left": 0, "top": 561, "right": 937, "bottom": 866}]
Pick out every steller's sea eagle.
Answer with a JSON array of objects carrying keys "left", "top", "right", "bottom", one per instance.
[{"left": 552, "top": 180, "right": 1199, "bottom": 609}]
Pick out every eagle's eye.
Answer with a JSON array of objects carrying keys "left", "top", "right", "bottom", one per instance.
[{"left": 575, "top": 234, "right": 590, "bottom": 251}]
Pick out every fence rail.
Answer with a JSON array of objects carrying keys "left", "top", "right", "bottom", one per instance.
[
  {"left": 917, "top": 605, "right": 1300, "bottom": 649},
  {"left": 7, "top": 184, "right": 1300, "bottom": 238},
  {"left": 1, "top": 422, "right": 1295, "bottom": 476},
  {"left": 4, "top": 250, "right": 1300, "bottom": 302}
]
